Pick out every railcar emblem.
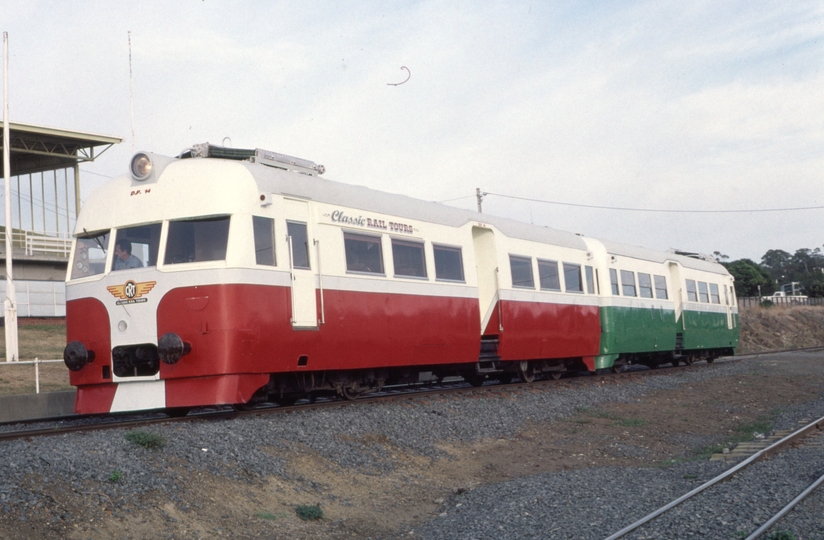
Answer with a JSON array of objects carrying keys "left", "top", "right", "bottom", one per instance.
[{"left": 107, "top": 281, "right": 156, "bottom": 305}]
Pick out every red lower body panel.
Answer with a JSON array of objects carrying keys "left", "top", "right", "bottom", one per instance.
[
  {"left": 484, "top": 300, "right": 600, "bottom": 361},
  {"left": 165, "top": 374, "right": 270, "bottom": 408},
  {"left": 156, "top": 284, "right": 481, "bottom": 379}
]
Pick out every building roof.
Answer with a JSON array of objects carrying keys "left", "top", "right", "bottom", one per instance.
[{"left": 0, "top": 121, "right": 122, "bottom": 176}]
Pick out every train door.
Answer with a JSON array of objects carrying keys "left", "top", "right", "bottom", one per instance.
[
  {"left": 472, "top": 226, "right": 501, "bottom": 333},
  {"left": 667, "top": 261, "right": 685, "bottom": 330},
  {"left": 284, "top": 199, "right": 318, "bottom": 329}
]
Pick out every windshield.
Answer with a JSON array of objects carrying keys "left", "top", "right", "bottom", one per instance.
[{"left": 70, "top": 231, "right": 110, "bottom": 279}]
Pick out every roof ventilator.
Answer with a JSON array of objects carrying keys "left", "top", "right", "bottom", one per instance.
[{"left": 179, "top": 143, "right": 324, "bottom": 176}]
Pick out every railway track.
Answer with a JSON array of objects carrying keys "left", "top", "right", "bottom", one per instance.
[
  {"left": 5, "top": 345, "right": 817, "bottom": 444},
  {"left": 604, "top": 415, "right": 824, "bottom": 539},
  {"left": 0, "top": 357, "right": 729, "bottom": 441}
]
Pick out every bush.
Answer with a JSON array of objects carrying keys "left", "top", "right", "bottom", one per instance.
[
  {"left": 295, "top": 504, "right": 323, "bottom": 521},
  {"left": 124, "top": 430, "right": 166, "bottom": 450},
  {"left": 108, "top": 470, "right": 122, "bottom": 483}
]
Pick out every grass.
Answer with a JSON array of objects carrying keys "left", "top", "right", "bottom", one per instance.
[
  {"left": 108, "top": 470, "right": 122, "bottom": 483},
  {"left": 616, "top": 418, "right": 648, "bottom": 427},
  {"left": 766, "top": 532, "right": 797, "bottom": 540},
  {"left": 295, "top": 504, "right": 323, "bottom": 521},
  {"left": 0, "top": 322, "right": 72, "bottom": 395},
  {"left": 0, "top": 323, "right": 67, "bottom": 360},
  {"left": 124, "top": 430, "right": 166, "bottom": 450},
  {"left": 256, "top": 511, "right": 289, "bottom": 521}
]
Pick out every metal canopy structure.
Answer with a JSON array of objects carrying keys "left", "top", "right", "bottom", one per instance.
[
  {"left": 0, "top": 121, "right": 121, "bottom": 176},
  {"left": 0, "top": 121, "right": 121, "bottom": 244}
]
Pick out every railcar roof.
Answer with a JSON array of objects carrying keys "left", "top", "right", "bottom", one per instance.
[
  {"left": 240, "top": 160, "right": 589, "bottom": 251},
  {"left": 601, "top": 239, "right": 729, "bottom": 275}
]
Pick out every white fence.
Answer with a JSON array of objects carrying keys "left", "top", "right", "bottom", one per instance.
[
  {"left": 0, "top": 280, "right": 66, "bottom": 317},
  {"left": 738, "top": 296, "right": 824, "bottom": 309}
]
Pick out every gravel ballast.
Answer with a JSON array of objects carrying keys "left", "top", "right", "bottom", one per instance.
[{"left": 0, "top": 353, "right": 822, "bottom": 538}]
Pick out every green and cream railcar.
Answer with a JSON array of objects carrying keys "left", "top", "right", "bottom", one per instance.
[{"left": 584, "top": 240, "right": 738, "bottom": 371}]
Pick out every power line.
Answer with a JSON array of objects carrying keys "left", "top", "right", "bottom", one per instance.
[
  {"left": 483, "top": 191, "right": 824, "bottom": 214},
  {"left": 436, "top": 195, "right": 475, "bottom": 204}
]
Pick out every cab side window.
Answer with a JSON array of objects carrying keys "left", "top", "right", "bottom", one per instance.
[
  {"left": 253, "top": 216, "right": 276, "bottom": 266},
  {"left": 165, "top": 216, "right": 230, "bottom": 264}
]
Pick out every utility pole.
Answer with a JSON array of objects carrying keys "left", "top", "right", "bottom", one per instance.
[
  {"left": 476, "top": 188, "right": 486, "bottom": 213},
  {"left": 3, "top": 31, "right": 18, "bottom": 362}
]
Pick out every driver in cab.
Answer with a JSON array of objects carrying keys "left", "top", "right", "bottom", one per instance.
[{"left": 113, "top": 239, "right": 143, "bottom": 271}]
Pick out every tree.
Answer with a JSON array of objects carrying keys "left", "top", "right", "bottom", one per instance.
[
  {"left": 800, "top": 271, "right": 824, "bottom": 298},
  {"left": 723, "top": 259, "right": 774, "bottom": 297},
  {"left": 760, "top": 249, "right": 792, "bottom": 282}
]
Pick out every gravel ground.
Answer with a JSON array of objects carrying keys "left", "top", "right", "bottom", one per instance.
[
  {"left": 0, "top": 356, "right": 822, "bottom": 538},
  {"left": 404, "top": 434, "right": 824, "bottom": 540}
]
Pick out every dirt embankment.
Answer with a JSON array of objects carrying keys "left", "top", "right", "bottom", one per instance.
[{"left": 738, "top": 306, "right": 824, "bottom": 354}]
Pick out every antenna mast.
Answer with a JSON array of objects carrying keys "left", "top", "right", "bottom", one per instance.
[{"left": 128, "top": 31, "right": 136, "bottom": 154}]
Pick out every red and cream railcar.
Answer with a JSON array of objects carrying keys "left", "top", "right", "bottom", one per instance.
[{"left": 63, "top": 144, "right": 605, "bottom": 413}]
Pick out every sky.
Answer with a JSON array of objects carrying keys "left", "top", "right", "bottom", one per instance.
[{"left": 1, "top": 0, "right": 823, "bottom": 262}]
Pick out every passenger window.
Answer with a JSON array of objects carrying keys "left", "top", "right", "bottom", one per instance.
[
  {"left": 165, "top": 216, "right": 230, "bottom": 264},
  {"left": 585, "top": 266, "right": 595, "bottom": 295},
  {"left": 112, "top": 224, "right": 161, "bottom": 271},
  {"left": 433, "top": 245, "right": 464, "bottom": 282},
  {"left": 620, "top": 270, "right": 636, "bottom": 297},
  {"left": 710, "top": 283, "right": 721, "bottom": 304},
  {"left": 70, "top": 231, "right": 110, "bottom": 279},
  {"left": 654, "top": 275, "right": 668, "bottom": 299},
  {"left": 564, "top": 263, "right": 583, "bottom": 293},
  {"left": 686, "top": 280, "right": 698, "bottom": 301},
  {"left": 509, "top": 255, "right": 534, "bottom": 288},
  {"left": 638, "top": 273, "right": 653, "bottom": 298},
  {"left": 286, "top": 221, "right": 310, "bottom": 269},
  {"left": 344, "top": 232, "right": 384, "bottom": 274},
  {"left": 538, "top": 260, "right": 561, "bottom": 291},
  {"left": 609, "top": 268, "right": 620, "bottom": 295},
  {"left": 392, "top": 239, "right": 426, "bottom": 278},
  {"left": 253, "top": 216, "right": 276, "bottom": 266},
  {"left": 698, "top": 282, "right": 710, "bottom": 303}
]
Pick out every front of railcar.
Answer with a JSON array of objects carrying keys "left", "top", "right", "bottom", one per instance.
[{"left": 63, "top": 150, "right": 270, "bottom": 414}]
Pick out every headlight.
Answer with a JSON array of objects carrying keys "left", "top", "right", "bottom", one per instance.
[{"left": 131, "top": 153, "right": 153, "bottom": 181}]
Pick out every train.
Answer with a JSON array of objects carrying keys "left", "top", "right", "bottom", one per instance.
[{"left": 63, "top": 143, "right": 739, "bottom": 414}]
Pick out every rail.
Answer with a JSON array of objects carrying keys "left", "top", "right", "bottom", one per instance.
[{"left": 603, "top": 414, "right": 824, "bottom": 539}]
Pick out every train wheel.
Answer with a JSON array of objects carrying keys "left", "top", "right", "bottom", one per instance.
[
  {"left": 549, "top": 370, "right": 563, "bottom": 380},
  {"left": 517, "top": 361, "right": 535, "bottom": 383},
  {"left": 682, "top": 356, "right": 694, "bottom": 366},
  {"left": 341, "top": 383, "right": 362, "bottom": 401}
]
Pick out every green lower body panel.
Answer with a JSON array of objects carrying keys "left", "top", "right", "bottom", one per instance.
[
  {"left": 599, "top": 306, "right": 679, "bottom": 356},
  {"left": 680, "top": 309, "right": 739, "bottom": 351},
  {"left": 599, "top": 305, "right": 739, "bottom": 365}
]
